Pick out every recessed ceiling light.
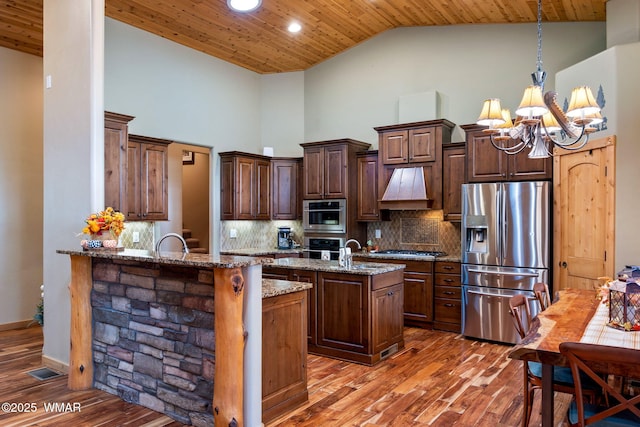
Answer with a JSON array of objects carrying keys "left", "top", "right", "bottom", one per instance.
[
  {"left": 227, "top": 0, "right": 262, "bottom": 12},
  {"left": 288, "top": 22, "right": 302, "bottom": 33}
]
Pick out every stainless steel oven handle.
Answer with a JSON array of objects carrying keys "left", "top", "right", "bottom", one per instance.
[{"left": 467, "top": 268, "right": 538, "bottom": 278}]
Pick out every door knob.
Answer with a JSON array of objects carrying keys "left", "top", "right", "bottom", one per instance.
[{"left": 561, "top": 261, "right": 568, "bottom": 268}]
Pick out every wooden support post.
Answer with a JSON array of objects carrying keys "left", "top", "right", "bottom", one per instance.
[
  {"left": 213, "top": 267, "right": 246, "bottom": 426},
  {"left": 68, "top": 255, "right": 94, "bottom": 390}
]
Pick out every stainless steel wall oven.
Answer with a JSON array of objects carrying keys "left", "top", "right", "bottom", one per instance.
[{"left": 303, "top": 199, "right": 346, "bottom": 234}]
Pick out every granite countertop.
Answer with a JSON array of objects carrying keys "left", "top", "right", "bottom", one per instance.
[
  {"left": 265, "top": 257, "right": 405, "bottom": 275},
  {"left": 221, "top": 248, "right": 305, "bottom": 257},
  {"left": 353, "top": 252, "right": 462, "bottom": 263},
  {"left": 262, "top": 279, "right": 312, "bottom": 298},
  {"left": 57, "top": 248, "right": 269, "bottom": 269}
]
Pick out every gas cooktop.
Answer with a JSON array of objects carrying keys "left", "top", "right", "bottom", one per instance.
[{"left": 373, "top": 249, "right": 447, "bottom": 257}]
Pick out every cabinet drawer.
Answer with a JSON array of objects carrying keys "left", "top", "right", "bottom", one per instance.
[
  {"left": 434, "top": 285, "right": 461, "bottom": 300},
  {"left": 434, "top": 273, "right": 461, "bottom": 287},
  {"left": 434, "top": 298, "right": 461, "bottom": 324},
  {"left": 435, "top": 261, "right": 460, "bottom": 274}
]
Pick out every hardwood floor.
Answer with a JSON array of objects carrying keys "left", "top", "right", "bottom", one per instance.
[{"left": 0, "top": 326, "right": 571, "bottom": 426}]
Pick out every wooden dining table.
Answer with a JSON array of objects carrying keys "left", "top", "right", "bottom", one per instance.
[{"left": 508, "top": 287, "right": 640, "bottom": 427}]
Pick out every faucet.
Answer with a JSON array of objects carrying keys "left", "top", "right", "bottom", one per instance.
[
  {"left": 342, "top": 239, "right": 361, "bottom": 269},
  {"left": 155, "top": 232, "right": 190, "bottom": 254}
]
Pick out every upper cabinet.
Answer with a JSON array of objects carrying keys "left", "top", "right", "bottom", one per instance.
[
  {"left": 462, "top": 124, "right": 552, "bottom": 182},
  {"left": 301, "top": 139, "right": 370, "bottom": 200},
  {"left": 126, "top": 134, "right": 172, "bottom": 221},
  {"left": 442, "top": 142, "right": 466, "bottom": 222},
  {"left": 220, "top": 152, "right": 271, "bottom": 220},
  {"left": 271, "top": 157, "right": 302, "bottom": 220},
  {"left": 375, "top": 119, "right": 455, "bottom": 211},
  {"left": 104, "top": 111, "right": 134, "bottom": 214},
  {"left": 104, "top": 112, "right": 171, "bottom": 222}
]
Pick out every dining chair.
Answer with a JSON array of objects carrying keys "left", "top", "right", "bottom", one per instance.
[
  {"left": 533, "top": 282, "right": 552, "bottom": 311},
  {"left": 509, "top": 294, "right": 598, "bottom": 427},
  {"left": 559, "top": 342, "right": 640, "bottom": 426}
]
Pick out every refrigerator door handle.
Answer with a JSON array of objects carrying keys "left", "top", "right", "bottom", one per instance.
[
  {"left": 467, "top": 268, "right": 539, "bottom": 277},
  {"left": 466, "top": 289, "right": 510, "bottom": 298}
]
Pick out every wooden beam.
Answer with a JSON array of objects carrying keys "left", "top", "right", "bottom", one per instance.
[
  {"left": 68, "top": 255, "right": 93, "bottom": 390},
  {"left": 213, "top": 266, "right": 246, "bottom": 426}
]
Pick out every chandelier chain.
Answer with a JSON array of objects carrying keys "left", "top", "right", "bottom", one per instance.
[{"left": 536, "top": 0, "right": 543, "bottom": 74}]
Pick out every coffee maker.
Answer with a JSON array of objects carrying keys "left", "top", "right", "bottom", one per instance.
[{"left": 277, "top": 227, "right": 292, "bottom": 249}]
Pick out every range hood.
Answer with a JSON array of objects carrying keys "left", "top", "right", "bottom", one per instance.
[{"left": 379, "top": 167, "right": 432, "bottom": 210}]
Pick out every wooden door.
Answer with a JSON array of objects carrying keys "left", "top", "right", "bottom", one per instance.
[
  {"left": 141, "top": 143, "right": 169, "bottom": 220},
  {"left": 303, "top": 146, "right": 324, "bottom": 199},
  {"left": 316, "top": 272, "right": 368, "bottom": 354},
  {"left": 442, "top": 144, "right": 466, "bottom": 221},
  {"left": 380, "top": 130, "right": 408, "bottom": 165},
  {"left": 236, "top": 157, "right": 255, "bottom": 219},
  {"left": 324, "top": 145, "right": 347, "bottom": 198},
  {"left": 104, "top": 112, "right": 133, "bottom": 213},
  {"left": 255, "top": 158, "right": 271, "bottom": 219},
  {"left": 356, "top": 153, "right": 379, "bottom": 221},
  {"left": 220, "top": 156, "right": 235, "bottom": 220},
  {"left": 508, "top": 149, "right": 553, "bottom": 181},
  {"left": 554, "top": 136, "right": 615, "bottom": 291},
  {"left": 372, "top": 283, "right": 404, "bottom": 354},
  {"left": 292, "top": 270, "right": 317, "bottom": 345},
  {"left": 271, "top": 158, "right": 299, "bottom": 220},
  {"left": 408, "top": 128, "right": 436, "bottom": 162},
  {"left": 126, "top": 141, "right": 142, "bottom": 221}
]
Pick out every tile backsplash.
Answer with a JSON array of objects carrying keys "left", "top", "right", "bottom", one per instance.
[
  {"left": 219, "top": 211, "right": 461, "bottom": 257},
  {"left": 365, "top": 210, "right": 461, "bottom": 256},
  {"left": 119, "top": 221, "right": 155, "bottom": 251}
]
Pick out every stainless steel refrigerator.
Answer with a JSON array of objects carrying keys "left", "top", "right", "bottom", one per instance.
[{"left": 461, "top": 181, "right": 550, "bottom": 344}]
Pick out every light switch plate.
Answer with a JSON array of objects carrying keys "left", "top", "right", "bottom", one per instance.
[
  {"left": 230, "top": 228, "right": 237, "bottom": 238},
  {"left": 132, "top": 231, "right": 140, "bottom": 243},
  {"left": 375, "top": 229, "right": 381, "bottom": 239}
]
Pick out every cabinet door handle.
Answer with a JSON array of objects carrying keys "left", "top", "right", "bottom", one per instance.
[
  {"left": 387, "top": 291, "right": 394, "bottom": 296},
  {"left": 444, "top": 303, "right": 454, "bottom": 307},
  {"left": 444, "top": 279, "right": 454, "bottom": 283},
  {"left": 443, "top": 291, "right": 455, "bottom": 295},
  {"left": 443, "top": 266, "right": 454, "bottom": 270}
]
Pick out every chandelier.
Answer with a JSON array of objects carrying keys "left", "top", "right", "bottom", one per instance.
[{"left": 476, "top": 0, "right": 602, "bottom": 159}]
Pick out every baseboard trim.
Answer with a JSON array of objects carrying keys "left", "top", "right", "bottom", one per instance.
[
  {"left": 42, "top": 354, "right": 69, "bottom": 375},
  {"left": 0, "top": 320, "right": 37, "bottom": 331}
]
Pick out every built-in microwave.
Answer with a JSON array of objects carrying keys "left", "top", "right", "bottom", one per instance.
[{"left": 303, "top": 199, "right": 346, "bottom": 233}]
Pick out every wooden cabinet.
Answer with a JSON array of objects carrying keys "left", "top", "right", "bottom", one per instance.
[
  {"left": 433, "top": 261, "right": 462, "bottom": 332},
  {"left": 126, "top": 134, "right": 171, "bottom": 221},
  {"left": 356, "top": 151, "right": 380, "bottom": 221},
  {"left": 219, "top": 152, "right": 271, "bottom": 220},
  {"left": 262, "top": 266, "right": 317, "bottom": 344},
  {"left": 104, "top": 111, "right": 134, "bottom": 213},
  {"left": 375, "top": 119, "right": 455, "bottom": 210},
  {"left": 313, "top": 269, "right": 404, "bottom": 365},
  {"left": 301, "top": 139, "right": 370, "bottom": 200},
  {"left": 262, "top": 290, "right": 308, "bottom": 423},
  {"left": 442, "top": 143, "right": 466, "bottom": 222},
  {"left": 271, "top": 157, "right": 302, "bottom": 220},
  {"left": 461, "top": 124, "right": 552, "bottom": 182},
  {"left": 372, "top": 282, "right": 404, "bottom": 354},
  {"left": 366, "top": 258, "right": 433, "bottom": 328}
]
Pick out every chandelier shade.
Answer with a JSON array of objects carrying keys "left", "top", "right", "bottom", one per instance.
[
  {"left": 515, "top": 85, "right": 548, "bottom": 118},
  {"left": 477, "top": 99, "right": 505, "bottom": 127},
  {"left": 476, "top": 0, "right": 602, "bottom": 159}
]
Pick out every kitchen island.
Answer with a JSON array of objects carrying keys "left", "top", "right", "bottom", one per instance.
[
  {"left": 262, "top": 257, "right": 406, "bottom": 365},
  {"left": 56, "top": 248, "right": 268, "bottom": 426}
]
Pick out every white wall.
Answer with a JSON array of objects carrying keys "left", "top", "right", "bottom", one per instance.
[
  {"left": 0, "top": 47, "right": 43, "bottom": 327},
  {"left": 304, "top": 22, "right": 606, "bottom": 145},
  {"left": 557, "top": 43, "right": 640, "bottom": 273},
  {"left": 42, "top": 0, "right": 104, "bottom": 366}
]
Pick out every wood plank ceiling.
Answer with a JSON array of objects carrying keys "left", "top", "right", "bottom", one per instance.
[{"left": 0, "top": 0, "right": 606, "bottom": 74}]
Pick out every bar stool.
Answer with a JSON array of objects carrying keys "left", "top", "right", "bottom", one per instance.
[{"left": 533, "top": 282, "right": 551, "bottom": 311}]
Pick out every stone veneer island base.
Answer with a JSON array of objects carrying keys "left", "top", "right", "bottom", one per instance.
[{"left": 58, "top": 249, "right": 266, "bottom": 426}]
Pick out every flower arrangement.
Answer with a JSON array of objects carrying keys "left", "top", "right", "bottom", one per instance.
[{"left": 81, "top": 207, "right": 125, "bottom": 239}]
